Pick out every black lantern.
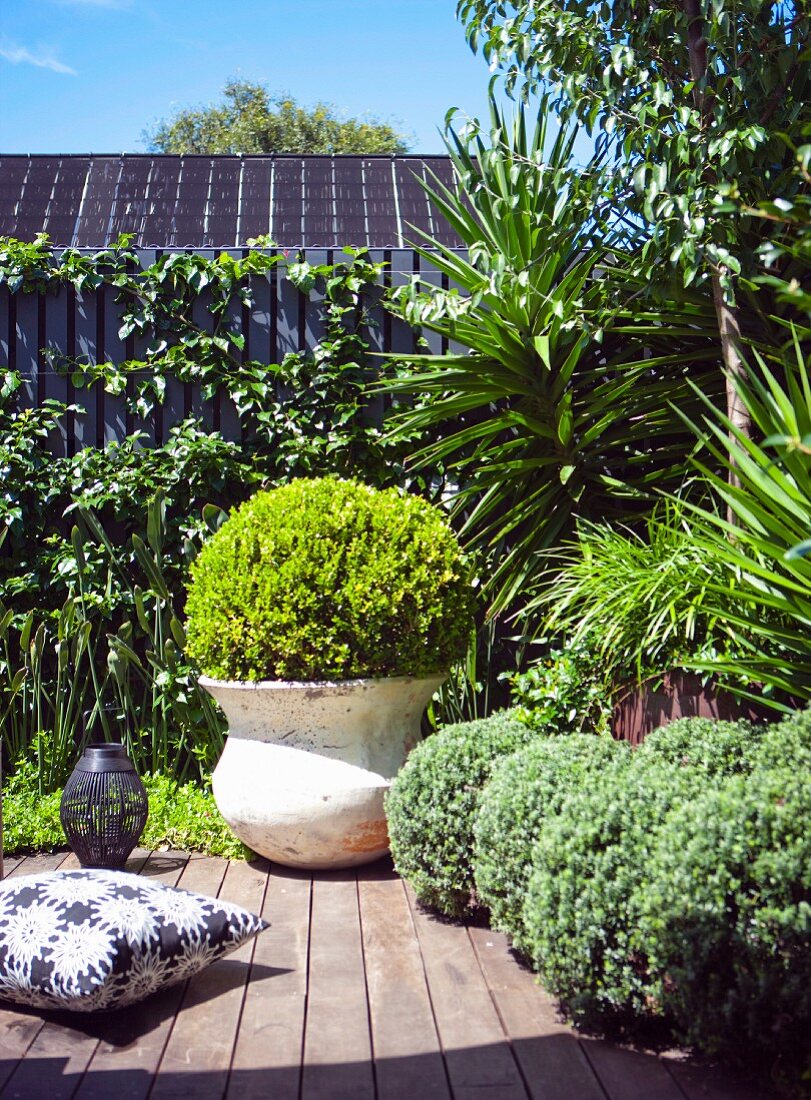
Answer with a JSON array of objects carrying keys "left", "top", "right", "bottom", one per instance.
[{"left": 60, "top": 743, "right": 149, "bottom": 869}]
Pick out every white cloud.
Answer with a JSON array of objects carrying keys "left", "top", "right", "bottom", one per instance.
[
  {"left": 53, "top": 0, "right": 133, "bottom": 8},
  {"left": 0, "top": 43, "right": 77, "bottom": 75}
]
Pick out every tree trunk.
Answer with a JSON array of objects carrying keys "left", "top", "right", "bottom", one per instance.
[
  {"left": 712, "top": 270, "right": 751, "bottom": 501},
  {"left": 684, "top": 0, "right": 752, "bottom": 512}
]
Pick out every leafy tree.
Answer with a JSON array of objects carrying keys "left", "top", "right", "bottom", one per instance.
[
  {"left": 146, "top": 80, "right": 410, "bottom": 155},
  {"left": 456, "top": 1, "right": 810, "bottom": 442}
]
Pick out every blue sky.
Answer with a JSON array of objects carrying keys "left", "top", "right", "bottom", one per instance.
[{"left": 0, "top": 0, "right": 508, "bottom": 154}]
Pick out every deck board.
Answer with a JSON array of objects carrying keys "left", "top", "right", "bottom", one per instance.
[{"left": 0, "top": 852, "right": 773, "bottom": 1100}]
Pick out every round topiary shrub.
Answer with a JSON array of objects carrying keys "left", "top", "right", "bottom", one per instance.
[
  {"left": 473, "top": 734, "right": 631, "bottom": 956},
  {"left": 385, "top": 710, "right": 533, "bottom": 917},
  {"left": 636, "top": 716, "right": 763, "bottom": 776},
  {"left": 638, "top": 766, "right": 811, "bottom": 1082},
  {"left": 754, "top": 704, "right": 811, "bottom": 770},
  {"left": 184, "top": 478, "right": 475, "bottom": 681},
  {"left": 522, "top": 756, "right": 713, "bottom": 1033}
]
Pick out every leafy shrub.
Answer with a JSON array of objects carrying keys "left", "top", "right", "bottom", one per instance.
[
  {"left": 755, "top": 704, "right": 811, "bottom": 771},
  {"left": 473, "top": 734, "right": 630, "bottom": 953},
  {"left": 522, "top": 756, "right": 717, "bottom": 1032},
  {"left": 385, "top": 711, "right": 532, "bottom": 916},
  {"left": 3, "top": 762, "right": 247, "bottom": 860},
  {"left": 185, "top": 478, "right": 474, "bottom": 681},
  {"left": 639, "top": 767, "right": 811, "bottom": 1080},
  {"left": 636, "top": 716, "right": 763, "bottom": 776},
  {"left": 509, "top": 639, "right": 612, "bottom": 735},
  {"left": 530, "top": 502, "right": 748, "bottom": 693}
]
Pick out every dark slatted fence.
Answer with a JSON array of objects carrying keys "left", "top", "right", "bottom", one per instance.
[{"left": 0, "top": 248, "right": 450, "bottom": 455}]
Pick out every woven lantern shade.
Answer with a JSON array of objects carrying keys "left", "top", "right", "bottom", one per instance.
[{"left": 60, "top": 743, "right": 149, "bottom": 869}]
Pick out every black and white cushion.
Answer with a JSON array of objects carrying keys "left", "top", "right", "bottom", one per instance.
[{"left": 0, "top": 869, "right": 268, "bottom": 1011}]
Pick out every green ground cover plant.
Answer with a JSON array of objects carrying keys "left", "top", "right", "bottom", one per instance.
[
  {"left": 2, "top": 758, "right": 247, "bottom": 859},
  {"left": 185, "top": 478, "right": 474, "bottom": 682},
  {"left": 385, "top": 710, "right": 532, "bottom": 916}
]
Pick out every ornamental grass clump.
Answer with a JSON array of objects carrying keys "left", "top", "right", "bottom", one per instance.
[
  {"left": 473, "top": 734, "right": 631, "bottom": 955},
  {"left": 184, "top": 478, "right": 474, "bottom": 682},
  {"left": 385, "top": 711, "right": 532, "bottom": 917}
]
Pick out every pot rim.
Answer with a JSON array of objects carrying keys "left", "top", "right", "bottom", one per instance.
[{"left": 198, "top": 673, "right": 447, "bottom": 691}]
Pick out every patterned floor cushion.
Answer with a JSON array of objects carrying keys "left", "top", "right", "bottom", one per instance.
[{"left": 0, "top": 869, "right": 268, "bottom": 1011}]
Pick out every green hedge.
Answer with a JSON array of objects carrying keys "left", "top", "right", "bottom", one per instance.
[
  {"left": 640, "top": 765, "right": 811, "bottom": 1081},
  {"left": 385, "top": 710, "right": 532, "bottom": 916},
  {"left": 636, "top": 715, "right": 763, "bottom": 775},
  {"left": 473, "top": 734, "right": 630, "bottom": 954},
  {"left": 522, "top": 757, "right": 702, "bottom": 1031}
]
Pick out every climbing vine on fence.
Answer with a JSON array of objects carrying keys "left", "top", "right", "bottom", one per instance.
[{"left": 0, "top": 233, "right": 433, "bottom": 488}]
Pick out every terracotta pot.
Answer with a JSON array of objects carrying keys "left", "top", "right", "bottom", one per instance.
[{"left": 200, "top": 675, "right": 443, "bottom": 869}]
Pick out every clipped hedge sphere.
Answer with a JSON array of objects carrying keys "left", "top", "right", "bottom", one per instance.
[{"left": 184, "top": 478, "right": 475, "bottom": 682}]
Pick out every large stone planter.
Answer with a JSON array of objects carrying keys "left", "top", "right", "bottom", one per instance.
[{"left": 200, "top": 675, "right": 443, "bottom": 869}]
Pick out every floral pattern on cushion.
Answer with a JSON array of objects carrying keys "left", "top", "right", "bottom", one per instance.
[{"left": 0, "top": 869, "right": 268, "bottom": 1011}]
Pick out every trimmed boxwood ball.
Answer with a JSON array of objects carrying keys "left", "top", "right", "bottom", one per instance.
[
  {"left": 385, "top": 711, "right": 533, "bottom": 917},
  {"left": 754, "top": 704, "right": 811, "bottom": 770},
  {"left": 522, "top": 756, "right": 715, "bottom": 1033},
  {"left": 473, "top": 734, "right": 631, "bottom": 956},
  {"left": 636, "top": 716, "right": 763, "bottom": 776},
  {"left": 638, "top": 767, "right": 811, "bottom": 1080},
  {"left": 184, "top": 478, "right": 475, "bottom": 681}
]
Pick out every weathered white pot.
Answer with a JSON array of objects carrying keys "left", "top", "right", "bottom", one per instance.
[{"left": 200, "top": 675, "right": 443, "bottom": 869}]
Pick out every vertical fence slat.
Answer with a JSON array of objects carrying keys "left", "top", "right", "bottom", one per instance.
[
  {"left": 14, "top": 293, "right": 39, "bottom": 409},
  {"left": 73, "top": 288, "right": 98, "bottom": 451},
  {"left": 0, "top": 286, "right": 11, "bottom": 370},
  {"left": 43, "top": 288, "right": 69, "bottom": 456}
]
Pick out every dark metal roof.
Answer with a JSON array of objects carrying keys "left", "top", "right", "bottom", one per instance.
[{"left": 0, "top": 154, "right": 461, "bottom": 249}]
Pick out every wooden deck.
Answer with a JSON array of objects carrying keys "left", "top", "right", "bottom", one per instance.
[{"left": 0, "top": 849, "right": 770, "bottom": 1100}]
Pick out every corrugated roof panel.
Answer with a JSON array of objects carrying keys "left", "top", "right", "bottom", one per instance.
[
  {"left": 395, "top": 160, "right": 434, "bottom": 244},
  {"left": 0, "top": 157, "right": 30, "bottom": 237},
  {"left": 106, "top": 156, "right": 150, "bottom": 244},
  {"left": 43, "top": 157, "right": 91, "bottom": 245},
  {"left": 333, "top": 159, "right": 366, "bottom": 247},
  {"left": 238, "top": 158, "right": 273, "bottom": 242},
  {"left": 272, "top": 158, "right": 303, "bottom": 247},
  {"left": 0, "top": 155, "right": 462, "bottom": 250},
  {"left": 303, "top": 158, "right": 335, "bottom": 248},
  {"left": 362, "top": 158, "right": 398, "bottom": 246},
  {"left": 205, "top": 160, "right": 240, "bottom": 247},
  {"left": 13, "top": 158, "right": 60, "bottom": 243},
  {"left": 75, "top": 157, "right": 122, "bottom": 247},
  {"left": 140, "top": 160, "right": 181, "bottom": 246},
  {"left": 172, "top": 158, "right": 211, "bottom": 248}
]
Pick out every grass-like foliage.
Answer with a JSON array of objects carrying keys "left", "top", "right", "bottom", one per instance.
[
  {"left": 473, "top": 734, "right": 630, "bottom": 953},
  {"left": 2, "top": 760, "right": 248, "bottom": 860},
  {"left": 532, "top": 502, "right": 738, "bottom": 689},
  {"left": 385, "top": 711, "right": 532, "bottom": 916},
  {"left": 681, "top": 331, "right": 811, "bottom": 704},
  {"left": 185, "top": 478, "right": 474, "bottom": 682}
]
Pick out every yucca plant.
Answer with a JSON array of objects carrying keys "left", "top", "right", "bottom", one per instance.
[
  {"left": 679, "top": 330, "right": 811, "bottom": 705},
  {"left": 379, "top": 96, "right": 722, "bottom": 620}
]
